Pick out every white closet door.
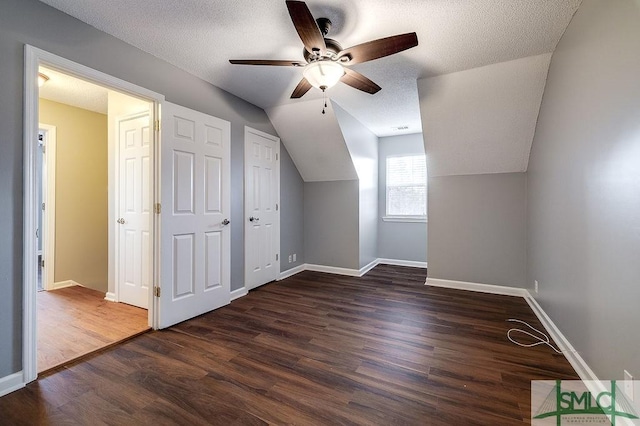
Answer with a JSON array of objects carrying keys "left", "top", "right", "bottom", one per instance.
[{"left": 158, "top": 102, "right": 230, "bottom": 328}]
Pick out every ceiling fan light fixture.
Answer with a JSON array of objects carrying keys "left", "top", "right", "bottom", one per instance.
[{"left": 303, "top": 61, "right": 344, "bottom": 91}]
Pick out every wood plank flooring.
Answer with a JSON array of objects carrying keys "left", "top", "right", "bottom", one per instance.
[
  {"left": 37, "top": 286, "right": 150, "bottom": 372},
  {"left": 2, "top": 265, "right": 577, "bottom": 425}
]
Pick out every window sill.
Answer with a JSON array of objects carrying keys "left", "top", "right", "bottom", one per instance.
[{"left": 382, "top": 216, "right": 428, "bottom": 223}]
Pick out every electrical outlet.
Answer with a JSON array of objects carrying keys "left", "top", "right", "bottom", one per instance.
[
  {"left": 293, "top": 253, "right": 296, "bottom": 262},
  {"left": 534, "top": 280, "right": 539, "bottom": 294},
  {"left": 624, "top": 370, "right": 634, "bottom": 401},
  {"left": 288, "top": 255, "right": 292, "bottom": 263}
]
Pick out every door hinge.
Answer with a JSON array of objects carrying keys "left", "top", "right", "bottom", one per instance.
[
  {"left": 276, "top": 203, "right": 278, "bottom": 211},
  {"left": 154, "top": 120, "right": 161, "bottom": 132},
  {"left": 41, "top": 202, "right": 45, "bottom": 211},
  {"left": 154, "top": 203, "right": 161, "bottom": 214},
  {"left": 276, "top": 153, "right": 279, "bottom": 161},
  {"left": 154, "top": 286, "right": 161, "bottom": 297},
  {"left": 276, "top": 254, "right": 279, "bottom": 261},
  {"left": 41, "top": 259, "right": 45, "bottom": 268}
]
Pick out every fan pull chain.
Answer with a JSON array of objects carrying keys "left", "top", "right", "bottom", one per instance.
[{"left": 322, "top": 89, "right": 327, "bottom": 114}]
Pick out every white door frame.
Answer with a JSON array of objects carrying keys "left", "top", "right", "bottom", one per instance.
[
  {"left": 23, "top": 45, "right": 165, "bottom": 385},
  {"left": 38, "top": 123, "right": 56, "bottom": 291},
  {"left": 243, "top": 126, "right": 281, "bottom": 290}
]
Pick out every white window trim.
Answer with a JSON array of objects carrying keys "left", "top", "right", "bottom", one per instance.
[{"left": 382, "top": 216, "right": 427, "bottom": 223}]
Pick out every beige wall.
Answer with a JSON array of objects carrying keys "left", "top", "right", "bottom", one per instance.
[{"left": 39, "top": 99, "right": 108, "bottom": 292}]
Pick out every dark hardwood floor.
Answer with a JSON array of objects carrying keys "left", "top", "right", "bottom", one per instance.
[{"left": 0, "top": 265, "right": 577, "bottom": 425}]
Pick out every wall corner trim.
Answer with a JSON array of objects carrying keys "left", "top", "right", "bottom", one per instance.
[
  {"left": 230, "top": 288, "right": 248, "bottom": 302},
  {"left": 104, "top": 292, "right": 117, "bottom": 302},
  {"left": 0, "top": 371, "right": 25, "bottom": 398},
  {"left": 51, "top": 280, "right": 81, "bottom": 290},
  {"left": 277, "top": 264, "right": 306, "bottom": 281}
]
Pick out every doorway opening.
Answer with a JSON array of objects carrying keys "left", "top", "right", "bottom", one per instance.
[{"left": 24, "top": 46, "right": 164, "bottom": 381}]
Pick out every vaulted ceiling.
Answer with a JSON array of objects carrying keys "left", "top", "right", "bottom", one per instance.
[{"left": 38, "top": 0, "right": 581, "bottom": 137}]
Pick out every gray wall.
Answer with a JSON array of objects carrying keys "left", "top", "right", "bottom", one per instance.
[
  {"left": 304, "top": 180, "right": 360, "bottom": 269},
  {"left": 0, "top": 0, "right": 302, "bottom": 377},
  {"left": 428, "top": 173, "right": 527, "bottom": 287},
  {"left": 527, "top": 0, "right": 640, "bottom": 379},
  {"left": 280, "top": 147, "right": 304, "bottom": 271},
  {"left": 378, "top": 134, "right": 427, "bottom": 262}
]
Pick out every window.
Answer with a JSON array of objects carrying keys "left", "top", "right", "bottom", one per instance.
[{"left": 385, "top": 155, "right": 427, "bottom": 222}]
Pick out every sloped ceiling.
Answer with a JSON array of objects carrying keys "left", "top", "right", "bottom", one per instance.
[
  {"left": 36, "top": 0, "right": 581, "bottom": 181},
  {"left": 38, "top": 0, "right": 581, "bottom": 138},
  {"left": 266, "top": 100, "right": 357, "bottom": 182},
  {"left": 418, "top": 53, "right": 552, "bottom": 177}
]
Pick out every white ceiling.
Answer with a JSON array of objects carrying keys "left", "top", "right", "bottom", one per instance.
[
  {"left": 38, "top": 0, "right": 581, "bottom": 137},
  {"left": 39, "top": 66, "right": 109, "bottom": 114}
]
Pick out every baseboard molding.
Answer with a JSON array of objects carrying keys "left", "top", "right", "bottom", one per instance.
[
  {"left": 277, "top": 264, "right": 305, "bottom": 280},
  {"left": 0, "top": 371, "right": 25, "bottom": 397},
  {"left": 51, "top": 280, "right": 80, "bottom": 290},
  {"left": 425, "top": 277, "right": 528, "bottom": 297},
  {"left": 378, "top": 258, "right": 427, "bottom": 269},
  {"left": 230, "top": 287, "right": 248, "bottom": 302},
  {"left": 305, "top": 263, "right": 362, "bottom": 277},
  {"left": 523, "top": 292, "right": 599, "bottom": 383},
  {"left": 104, "top": 292, "right": 117, "bottom": 302}
]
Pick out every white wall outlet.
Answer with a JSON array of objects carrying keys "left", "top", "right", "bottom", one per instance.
[
  {"left": 624, "top": 370, "right": 634, "bottom": 401},
  {"left": 293, "top": 253, "right": 296, "bottom": 262},
  {"left": 288, "top": 255, "right": 292, "bottom": 263},
  {"left": 534, "top": 280, "right": 539, "bottom": 294}
]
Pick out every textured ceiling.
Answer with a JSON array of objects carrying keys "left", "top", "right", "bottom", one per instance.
[
  {"left": 38, "top": 0, "right": 581, "bottom": 137},
  {"left": 39, "top": 66, "right": 109, "bottom": 114}
]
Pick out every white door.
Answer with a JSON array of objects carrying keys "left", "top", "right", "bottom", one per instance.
[
  {"left": 158, "top": 102, "right": 231, "bottom": 329},
  {"left": 117, "top": 112, "right": 152, "bottom": 309},
  {"left": 244, "top": 127, "right": 280, "bottom": 290}
]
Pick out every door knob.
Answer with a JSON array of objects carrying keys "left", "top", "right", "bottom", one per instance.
[
  {"left": 222, "top": 219, "right": 230, "bottom": 226},
  {"left": 249, "top": 216, "right": 260, "bottom": 222},
  {"left": 117, "top": 218, "right": 125, "bottom": 224}
]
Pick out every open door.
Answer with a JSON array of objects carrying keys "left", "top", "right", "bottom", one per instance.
[{"left": 158, "top": 102, "right": 231, "bottom": 328}]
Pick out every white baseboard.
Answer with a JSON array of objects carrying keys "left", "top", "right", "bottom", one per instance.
[
  {"left": 51, "top": 280, "right": 80, "bottom": 290},
  {"left": 523, "top": 292, "right": 599, "bottom": 383},
  {"left": 104, "top": 291, "right": 117, "bottom": 302},
  {"left": 277, "top": 264, "right": 305, "bottom": 280},
  {"left": 358, "top": 259, "right": 379, "bottom": 276},
  {"left": 424, "top": 276, "right": 600, "bottom": 384},
  {"left": 230, "top": 287, "right": 247, "bottom": 302},
  {"left": 425, "top": 277, "right": 527, "bottom": 297},
  {"left": 378, "top": 258, "right": 427, "bottom": 269},
  {"left": 305, "top": 263, "right": 362, "bottom": 277},
  {"left": 0, "top": 371, "right": 25, "bottom": 397}
]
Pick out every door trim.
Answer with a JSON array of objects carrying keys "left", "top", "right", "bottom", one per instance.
[
  {"left": 243, "top": 126, "right": 281, "bottom": 290},
  {"left": 39, "top": 123, "right": 56, "bottom": 292},
  {"left": 23, "top": 45, "right": 165, "bottom": 385}
]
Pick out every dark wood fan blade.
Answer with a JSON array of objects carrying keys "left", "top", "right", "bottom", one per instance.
[
  {"left": 229, "top": 59, "right": 306, "bottom": 67},
  {"left": 340, "top": 68, "right": 381, "bottom": 94},
  {"left": 338, "top": 32, "right": 418, "bottom": 65},
  {"left": 286, "top": 1, "right": 326, "bottom": 54},
  {"left": 291, "top": 77, "right": 313, "bottom": 98}
]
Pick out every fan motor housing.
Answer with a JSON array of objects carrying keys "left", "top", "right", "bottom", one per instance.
[{"left": 303, "top": 38, "right": 343, "bottom": 63}]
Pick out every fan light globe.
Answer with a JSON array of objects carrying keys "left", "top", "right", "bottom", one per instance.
[{"left": 303, "top": 61, "right": 344, "bottom": 90}]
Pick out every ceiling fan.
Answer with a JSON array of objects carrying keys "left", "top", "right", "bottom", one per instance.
[{"left": 229, "top": 0, "right": 418, "bottom": 100}]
